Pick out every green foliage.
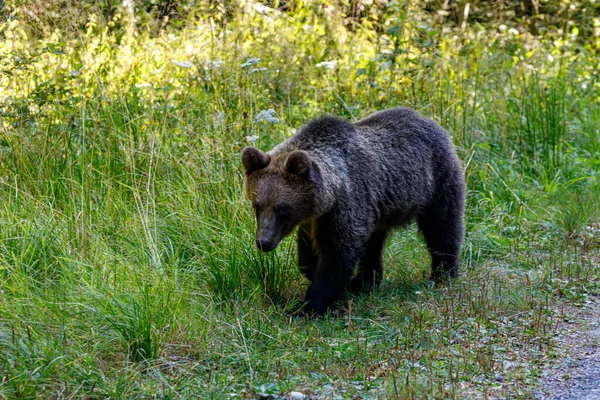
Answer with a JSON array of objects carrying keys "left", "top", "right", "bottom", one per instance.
[
  {"left": 102, "top": 280, "right": 179, "bottom": 363},
  {"left": 0, "top": 0, "right": 599, "bottom": 398}
]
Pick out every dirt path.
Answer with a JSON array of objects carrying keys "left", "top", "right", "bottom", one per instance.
[{"left": 538, "top": 295, "right": 600, "bottom": 399}]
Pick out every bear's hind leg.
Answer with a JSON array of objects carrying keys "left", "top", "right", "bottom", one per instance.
[
  {"left": 349, "top": 230, "right": 387, "bottom": 292},
  {"left": 298, "top": 223, "right": 318, "bottom": 282},
  {"left": 418, "top": 199, "right": 464, "bottom": 282}
]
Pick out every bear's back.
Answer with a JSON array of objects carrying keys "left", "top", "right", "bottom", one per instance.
[
  {"left": 355, "top": 107, "right": 449, "bottom": 146},
  {"left": 286, "top": 115, "right": 357, "bottom": 151},
  {"left": 278, "top": 107, "right": 450, "bottom": 153}
]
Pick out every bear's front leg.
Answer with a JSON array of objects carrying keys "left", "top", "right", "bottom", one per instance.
[
  {"left": 297, "top": 222, "right": 318, "bottom": 282},
  {"left": 349, "top": 230, "right": 387, "bottom": 292},
  {"left": 302, "top": 241, "right": 364, "bottom": 317}
]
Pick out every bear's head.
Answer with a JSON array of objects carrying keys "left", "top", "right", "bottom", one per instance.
[{"left": 241, "top": 146, "right": 322, "bottom": 252}]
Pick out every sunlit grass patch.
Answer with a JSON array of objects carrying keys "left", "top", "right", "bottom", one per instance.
[{"left": 0, "top": 0, "right": 599, "bottom": 398}]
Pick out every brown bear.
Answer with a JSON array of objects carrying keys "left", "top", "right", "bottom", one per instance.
[{"left": 241, "top": 107, "right": 465, "bottom": 316}]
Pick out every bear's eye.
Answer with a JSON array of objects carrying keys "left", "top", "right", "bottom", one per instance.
[{"left": 274, "top": 203, "right": 290, "bottom": 216}]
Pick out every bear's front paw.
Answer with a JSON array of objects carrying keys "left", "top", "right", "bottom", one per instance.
[
  {"left": 348, "top": 276, "right": 376, "bottom": 293},
  {"left": 291, "top": 298, "right": 327, "bottom": 318}
]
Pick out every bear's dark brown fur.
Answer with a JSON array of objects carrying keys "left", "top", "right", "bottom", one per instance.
[{"left": 241, "top": 108, "right": 466, "bottom": 316}]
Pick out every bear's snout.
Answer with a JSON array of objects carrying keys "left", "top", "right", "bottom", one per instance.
[
  {"left": 256, "top": 215, "right": 283, "bottom": 252},
  {"left": 256, "top": 238, "right": 276, "bottom": 252}
]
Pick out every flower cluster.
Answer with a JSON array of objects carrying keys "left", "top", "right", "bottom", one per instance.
[{"left": 255, "top": 109, "right": 279, "bottom": 124}]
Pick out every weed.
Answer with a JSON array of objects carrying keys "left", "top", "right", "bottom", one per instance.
[{"left": 0, "top": 1, "right": 599, "bottom": 398}]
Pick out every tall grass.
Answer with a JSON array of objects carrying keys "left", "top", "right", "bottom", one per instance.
[{"left": 0, "top": 1, "right": 599, "bottom": 398}]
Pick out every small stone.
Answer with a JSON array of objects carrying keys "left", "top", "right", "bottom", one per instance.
[{"left": 290, "top": 391, "right": 305, "bottom": 400}]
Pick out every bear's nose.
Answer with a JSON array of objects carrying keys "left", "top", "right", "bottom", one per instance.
[{"left": 256, "top": 239, "right": 275, "bottom": 252}]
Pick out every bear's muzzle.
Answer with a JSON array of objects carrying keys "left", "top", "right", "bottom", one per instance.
[{"left": 256, "top": 238, "right": 277, "bottom": 252}]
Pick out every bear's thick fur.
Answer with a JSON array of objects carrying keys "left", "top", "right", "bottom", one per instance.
[{"left": 241, "top": 108, "right": 466, "bottom": 316}]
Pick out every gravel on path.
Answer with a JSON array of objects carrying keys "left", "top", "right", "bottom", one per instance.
[{"left": 538, "top": 296, "right": 600, "bottom": 400}]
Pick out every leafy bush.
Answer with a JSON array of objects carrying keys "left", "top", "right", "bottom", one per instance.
[{"left": 0, "top": 0, "right": 599, "bottom": 398}]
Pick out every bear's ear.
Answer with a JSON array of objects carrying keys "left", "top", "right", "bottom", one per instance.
[
  {"left": 285, "top": 150, "right": 317, "bottom": 181},
  {"left": 241, "top": 147, "right": 271, "bottom": 174}
]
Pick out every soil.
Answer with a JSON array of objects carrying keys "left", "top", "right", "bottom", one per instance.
[{"left": 538, "top": 295, "right": 600, "bottom": 399}]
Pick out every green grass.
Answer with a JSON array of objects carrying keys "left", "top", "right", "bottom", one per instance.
[{"left": 1, "top": 1, "right": 600, "bottom": 398}]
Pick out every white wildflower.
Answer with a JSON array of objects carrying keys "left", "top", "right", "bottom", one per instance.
[
  {"left": 255, "top": 109, "right": 279, "bottom": 123},
  {"left": 253, "top": 4, "right": 271, "bottom": 14},
  {"left": 241, "top": 58, "right": 261, "bottom": 68},
  {"left": 206, "top": 60, "right": 224, "bottom": 69},
  {"left": 135, "top": 83, "right": 153, "bottom": 88},
  {"left": 246, "top": 135, "right": 259, "bottom": 143},
  {"left": 172, "top": 60, "right": 194, "bottom": 68},
  {"left": 214, "top": 111, "right": 225, "bottom": 129},
  {"left": 508, "top": 28, "right": 519, "bottom": 35},
  {"left": 123, "top": 0, "right": 134, "bottom": 16},
  {"left": 315, "top": 60, "right": 337, "bottom": 69}
]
